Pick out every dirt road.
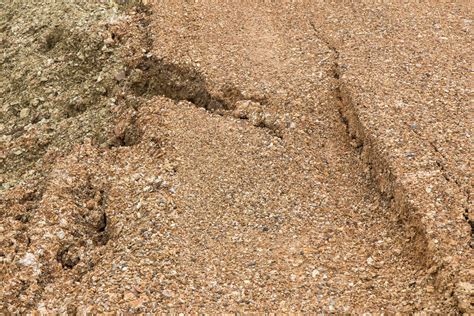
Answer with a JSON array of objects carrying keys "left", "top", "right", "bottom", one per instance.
[{"left": 1, "top": 1, "right": 472, "bottom": 313}]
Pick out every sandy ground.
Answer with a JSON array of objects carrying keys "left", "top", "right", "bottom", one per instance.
[{"left": 1, "top": 1, "right": 472, "bottom": 313}]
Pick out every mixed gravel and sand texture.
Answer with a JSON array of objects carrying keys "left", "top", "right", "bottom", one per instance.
[{"left": 1, "top": 1, "right": 472, "bottom": 313}]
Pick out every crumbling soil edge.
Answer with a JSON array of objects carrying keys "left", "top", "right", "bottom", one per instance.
[
  {"left": 308, "top": 20, "right": 471, "bottom": 312},
  {"left": 125, "top": 9, "right": 284, "bottom": 139},
  {"left": 129, "top": 55, "right": 284, "bottom": 139}
]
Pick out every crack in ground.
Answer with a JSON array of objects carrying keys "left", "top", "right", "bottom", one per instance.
[
  {"left": 308, "top": 16, "right": 433, "bottom": 273},
  {"left": 128, "top": 55, "right": 284, "bottom": 139},
  {"left": 308, "top": 17, "right": 472, "bottom": 312},
  {"left": 123, "top": 9, "right": 284, "bottom": 139},
  {"left": 405, "top": 122, "right": 473, "bottom": 247},
  {"left": 308, "top": 21, "right": 366, "bottom": 156}
]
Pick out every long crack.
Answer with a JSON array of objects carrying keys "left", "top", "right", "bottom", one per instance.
[
  {"left": 125, "top": 12, "right": 285, "bottom": 139},
  {"left": 308, "top": 17, "right": 472, "bottom": 312},
  {"left": 308, "top": 15, "right": 432, "bottom": 272},
  {"left": 405, "top": 122, "right": 473, "bottom": 247}
]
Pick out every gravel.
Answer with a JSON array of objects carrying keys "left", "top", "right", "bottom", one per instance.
[{"left": 1, "top": 1, "right": 472, "bottom": 314}]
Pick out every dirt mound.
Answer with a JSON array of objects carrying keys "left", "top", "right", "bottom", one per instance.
[
  {"left": 0, "top": 1, "right": 148, "bottom": 187},
  {"left": 0, "top": 0, "right": 152, "bottom": 312}
]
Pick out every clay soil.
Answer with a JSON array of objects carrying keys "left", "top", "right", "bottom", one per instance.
[{"left": 1, "top": 1, "right": 472, "bottom": 313}]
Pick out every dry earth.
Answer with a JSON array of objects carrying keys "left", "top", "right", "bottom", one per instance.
[{"left": 1, "top": 1, "right": 472, "bottom": 313}]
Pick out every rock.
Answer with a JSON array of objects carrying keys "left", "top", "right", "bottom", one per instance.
[
  {"left": 129, "top": 69, "right": 143, "bottom": 83},
  {"left": 19, "top": 252, "right": 36, "bottom": 266},
  {"left": 124, "top": 292, "right": 135, "bottom": 301},
  {"left": 20, "top": 108, "right": 30, "bottom": 118},
  {"left": 104, "top": 36, "right": 114, "bottom": 46},
  {"left": 114, "top": 70, "right": 126, "bottom": 81},
  {"left": 162, "top": 289, "right": 173, "bottom": 298},
  {"left": 367, "top": 257, "right": 374, "bottom": 265},
  {"left": 456, "top": 282, "right": 474, "bottom": 313},
  {"left": 129, "top": 296, "right": 146, "bottom": 308}
]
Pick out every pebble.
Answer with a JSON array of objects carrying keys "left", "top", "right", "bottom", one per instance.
[
  {"left": 20, "top": 108, "right": 30, "bottom": 118},
  {"left": 19, "top": 252, "right": 36, "bottom": 266},
  {"left": 162, "top": 289, "right": 174, "bottom": 298},
  {"left": 124, "top": 292, "right": 135, "bottom": 301}
]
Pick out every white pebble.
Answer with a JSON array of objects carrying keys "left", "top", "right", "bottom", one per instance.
[{"left": 19, "top": 252, "right": 36, "bottom": 266}]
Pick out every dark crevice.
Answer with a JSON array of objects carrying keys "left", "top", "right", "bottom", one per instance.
[
  {"left": 308, "top": 17, "right": 434, "bottom": 272},
  {"left": 56, "top": 245, "right": 80, "bottom": 269},
  {"left": 308, "top": 18, "right": 471, "bottom": 312},
  {"left": 56, "top": 186, "right": 110, "bottom": 270},
  {"left": 96, "top": 209, "right": 109, "bottom": 246},
  {"left": 131, "top": 56, "right": 278, "bottom": 137},
  {"left": 108, "top": 112, "right": 143, "bottom": 148},
  {"left": 131, "top": 56, "right": 231, "bottom": 112},
  {"left": 127, "top": 28, "right": 282, "bottom": 138},
  {"left": 42, "top": 27, "right": 64, "bottom": 52},
  {"left": 308, "top": 21, "right": 360, "bottom": 151}
]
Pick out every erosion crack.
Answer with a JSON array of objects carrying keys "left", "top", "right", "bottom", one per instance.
[
  {"left": 308, "top": 17, "right": 432, "bottom": 274},
  {"left": 308, "top": 20, "right": 362, "bottom": 152},
  {"left": 405, "top": 122, "right": 473, "bottom": 247},
  {"left": 308, "top": 17, "right": 471, "bottom": 313},
  {"left": 126, "top": 12, "right": 284, "bottom": 139}
]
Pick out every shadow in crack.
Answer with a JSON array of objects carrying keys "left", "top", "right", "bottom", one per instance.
[{"left": 131, "top": 56, "right": 231, "bottom": 111}]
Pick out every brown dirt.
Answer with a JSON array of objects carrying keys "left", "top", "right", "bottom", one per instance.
[{"left": 1, "top": 1, "right": 472, "bottom": 313}]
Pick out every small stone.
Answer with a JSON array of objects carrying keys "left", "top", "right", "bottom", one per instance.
[
  {"left": 115, "top": 71, "right": 126, "bottom": 81},
  {"left": 104, "top": 37, "right": 115, "bottom": 46},
  {"left": 96, "top": 86, "right": 107, "bottom": 95},
  {"left": 367, "top": 257, "right": 374, "bottom": 265},
  {"left": 129, "top": 69, "right": 143, "bottom": 83},
  {"left": 19, "top": 252, "right": 36, "bottom": 266},
  {"left": 86, "top": 199, "right": 96, "bottom": 210},
  {"left": 124, "top": 292, "right": 135, "bottom": 301},
  {"left": 129, "top": 296, "right": 145, "bottom": 308},
  {"left": 162, "top": 289, "right": 173, "bottom": 298},
  {"left": 20, "top": 108, "right": 30, "bottom": 118}
]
